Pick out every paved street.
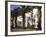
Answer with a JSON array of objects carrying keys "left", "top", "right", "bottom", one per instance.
[{"left": 11, "top": 28, "right": 37, "bottom": 32}]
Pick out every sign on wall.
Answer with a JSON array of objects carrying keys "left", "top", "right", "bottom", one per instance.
[{"left": 5, "top": 1, "right": 45, "bottom": 36}]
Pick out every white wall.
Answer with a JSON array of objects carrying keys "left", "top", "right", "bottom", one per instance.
[{"left": 0, "top": 0, "right": 46, "bottom": 37}]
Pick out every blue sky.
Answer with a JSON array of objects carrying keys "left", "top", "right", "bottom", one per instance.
[
  {"left": 10, "top": 5, "right": 33, "bottom": 11},
  {"left": 11, "top": 5, "right": 22, "bottom": 11}
]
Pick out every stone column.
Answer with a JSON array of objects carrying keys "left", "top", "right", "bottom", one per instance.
[
  {"left": 33, "top": 8, "right": 39, "bottom": 29},
  {"left": 13, "top": 17, "right": 16, "bottom": 28}
]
